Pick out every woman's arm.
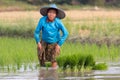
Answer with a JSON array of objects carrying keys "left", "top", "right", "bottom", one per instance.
[{"left": 57, "top": 20, "right": 69, "bottom": 46}]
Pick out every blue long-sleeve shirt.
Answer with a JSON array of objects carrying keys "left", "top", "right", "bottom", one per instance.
[{"left": 34, "top": 16, "right": 68, "bottom": 46}]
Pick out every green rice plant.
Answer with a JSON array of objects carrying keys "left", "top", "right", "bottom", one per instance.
[
  {"left": 93, "top": 63, "right": 108, "bottom": 70},
  {"left": 1, "top": 37, "right": 120, "bottom": 72},
  {"left": 57, "top": 42, "right": 120, "bottom": 71},
  {"left": 45, "top": 62, "right": 52, "bottom": 67},
  {"left": 0, "top": 37, "right": 37, "bottom": 69},
  {"left": 57, "top": 51, "right": 96, "bottom": 71},
  {"left": 84, "top": 54, "right": 95, "bottom": 68},
  {"left": 77, "top": 54, "right": 86, "bottom": 70}
]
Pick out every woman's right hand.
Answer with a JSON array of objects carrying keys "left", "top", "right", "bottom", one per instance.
[{"left": 37, "top": 42, "right": 42, "bottom": 50}]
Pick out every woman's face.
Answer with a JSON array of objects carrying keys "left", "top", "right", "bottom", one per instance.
[{"left": 47, "top": 9, "right": 57, "bottom": 21}]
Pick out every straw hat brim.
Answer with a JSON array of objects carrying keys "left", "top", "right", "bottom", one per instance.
[{"left": 40, "top": 7, "right": 65, "bottom": 19}]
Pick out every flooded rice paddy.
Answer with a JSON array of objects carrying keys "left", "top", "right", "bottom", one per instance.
[{"left": 0, "top": 62, "right": 120, "bottom": 80}]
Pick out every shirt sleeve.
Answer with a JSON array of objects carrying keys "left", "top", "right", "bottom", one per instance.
[
  {"left": 57, "top": 20, "right": 69, "bottom": 46},
  {"left": 34, "top": 18, "right": 42, "bottom": 44}
]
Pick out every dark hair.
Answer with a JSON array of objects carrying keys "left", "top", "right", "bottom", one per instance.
[{"left": 47, "top": 8, "right": 58, "bottom": 14}]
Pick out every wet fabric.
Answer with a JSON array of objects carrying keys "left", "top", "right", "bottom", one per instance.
[{"left": 37, "top": 41, "right": 60, "bottom": 66}]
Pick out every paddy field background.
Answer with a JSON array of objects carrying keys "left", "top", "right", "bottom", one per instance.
[
  {"left": 0, "top": 10, "right": 120, "bottom": 80},
  {"left": 0, "top": 0, "right": 120, "bottom": 79},
  {"left": 0, "top": 5, "right": 120, "bottom": 79},
  {"left": 0, "top": 10, "right": 120, "bottom": 72}
]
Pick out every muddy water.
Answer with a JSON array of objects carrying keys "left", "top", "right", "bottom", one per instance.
[{"left": 0, "top": 62, "right": 120, "bottom": 80}]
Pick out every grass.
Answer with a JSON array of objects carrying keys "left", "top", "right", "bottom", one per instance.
[
  {"left": 0, "top": 37, "right": 37, "bottom": 71},
  {"left": 64, "top": 11, "right": 120, "bottom": 38},
  {"left": 0, "top": 18, "right": 35, "bottom": 37},
  {"left": 93, "top": 63, "right": 108, "bottom": 70},
  {"left": 0, "top": 37, "right": 120, "bottom": 72},
  {"left": 0, "top": 11, "right": 120, "bottom": 40},
  {"left": 61, "top": 42, "right": 120, "bottom": 61},
  {"left": 56, "top": 42, "right": 120, "bottom": 71}
]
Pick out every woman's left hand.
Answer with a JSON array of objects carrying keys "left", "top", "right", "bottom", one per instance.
[{"left": 55, "top": 44, "right": 60, "bottom": 54}]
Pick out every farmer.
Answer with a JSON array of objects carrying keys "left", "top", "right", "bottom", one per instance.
[{"left": 34, "top": 4, "right": 68, "bottom": 68}]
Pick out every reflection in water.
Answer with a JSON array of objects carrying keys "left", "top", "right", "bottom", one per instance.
[
  {"left": 61, "top": 71, "right": 95, "bottom": 80},
  {"left": 38, "top": 68, "right": 58, "bottom": 80},
  {"left": 0, "top": 62, "right": 120, "bottom": 80}
]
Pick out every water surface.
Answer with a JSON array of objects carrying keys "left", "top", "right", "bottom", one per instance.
[{"left": 0, "top": 62, "right": 120, "bottom": 80}]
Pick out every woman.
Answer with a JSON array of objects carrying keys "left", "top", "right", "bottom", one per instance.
[{"left": 34, "top": 4, "right": 68, "bottom": 68}]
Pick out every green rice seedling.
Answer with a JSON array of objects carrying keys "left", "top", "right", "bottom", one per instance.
[
  {"left": 62, "top": 56, "right": 70, "bottom": 70},
  {"left": 77, "top": 54, "right": 86, "bottom": 70},
  {"left": 56, "top": 55, "right": 66, "bottom": 68},
  {"left": 65, "top": 57, "right": 75, "bottom": 70},
  {"left": 7, "top": 65, "right": 10, "bottom": 72},
  {"left": 35, "top": 64, "right": 40, "bottom": 69},
  {"left": 29, "top": 64, "right": 34, "bottom": 71},
  {"left": 57, "top": 55, "right": 72, "bottom": 70},
  {"left": 0, "top": 37, "right": 120, "bottom": 72},
  {"left": 45, "top": 62, "right": 52, "bottom": 67},
  {"left": 108, "top": 45, "right": 120, "bottom": 61},
  {"left": 84, "top": 54, "right": 95, "bottom": 68},
  {"left": 93, "top": 63, "right": 108, "bottom": 70},
  {"left": 57, "top": 42, "right": 120, "bottom": 71},
  {"left": 12, "top": 65, "right": 17, "bottom": 72},
  {"left": 68, "top": 54, "right": 79, "bottom": 70},
  {"left": 57, "top": 51, "right": 96, "bottom": 71},
  {"left": 0, "top": 37, "right": 37, "bottom": 69}
]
